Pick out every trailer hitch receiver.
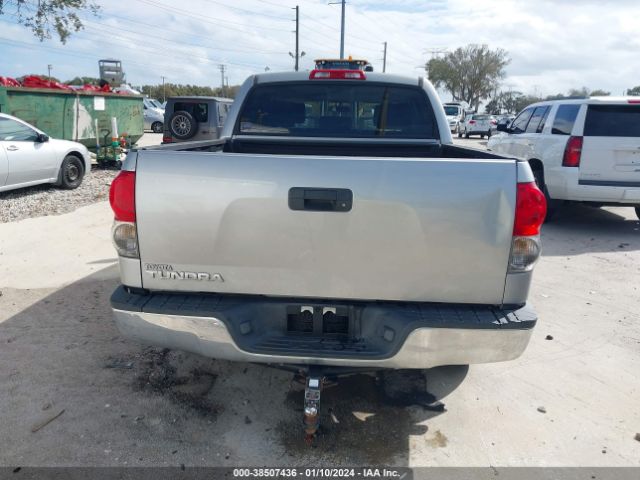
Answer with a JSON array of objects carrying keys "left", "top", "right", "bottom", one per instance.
[{"left": 303, "top": 373, "right": 324, "bottom": 443}]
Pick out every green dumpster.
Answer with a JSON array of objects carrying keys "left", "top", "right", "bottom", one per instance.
[{"left": 0, "top": 86, "right": 144, "bottom": 150}]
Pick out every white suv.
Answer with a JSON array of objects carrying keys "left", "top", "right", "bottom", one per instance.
[{"left": 487, "top": 97, "right": 640, "bottom": 219}]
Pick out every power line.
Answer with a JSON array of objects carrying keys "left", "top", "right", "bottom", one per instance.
[
  {"left": 1, "top": 13, "right": 290, "bottom": 69},
  {"left": 80, "top": 18, "right": 287, "bottom": 56},
  {"left": 253, "top": 0, "right": 293, "bottom": 8},
  {"left": 0, "top": 20, "right": 290, "bottom": 71},
  {"left": 200, "top": 0, "right": 292, "bottom": 21},
  {"left": 133, "top": 0, "right": 289, "bottom": 33},
  {"left": 85, "top": 11, "right": 289, "bottom": 54}
]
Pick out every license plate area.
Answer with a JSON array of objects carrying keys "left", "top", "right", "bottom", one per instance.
[{"left": 286, "top": 306, "right": 352, "bottom": 337}]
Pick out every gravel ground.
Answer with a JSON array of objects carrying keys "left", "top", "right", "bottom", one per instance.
[{"left": 0, "top": 168, "right": 118, "bottom": 223}]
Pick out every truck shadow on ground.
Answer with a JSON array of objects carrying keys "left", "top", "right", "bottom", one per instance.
[
  {"left": 541, "top": 204, "right": 639, "bottom": 256},
  {"left": 277, "top": 366, "right": 466, "bottom": 464},
  {"left": 0, "top": 265, "right": 468, "bottom": 466}
]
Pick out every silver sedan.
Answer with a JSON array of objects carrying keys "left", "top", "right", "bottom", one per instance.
[{"left": 0, "top": 113, "right": 91, "bottom": 193}]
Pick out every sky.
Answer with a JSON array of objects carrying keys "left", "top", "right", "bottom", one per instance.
[{"left": 1, "top": 0, "right": 639, "bottom": 100}]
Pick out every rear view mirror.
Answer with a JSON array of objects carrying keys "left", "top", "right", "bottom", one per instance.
[{"left": 36, "top": 133, "right": 49, "bottom": 143}]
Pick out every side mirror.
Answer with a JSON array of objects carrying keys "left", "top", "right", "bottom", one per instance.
[{"left": 36, "top": 133, "right": 49, "bottom": 143}]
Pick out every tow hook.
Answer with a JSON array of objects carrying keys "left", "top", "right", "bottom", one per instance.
[{"left": 303, "top": 369, "right": 324, "bottom": 444}]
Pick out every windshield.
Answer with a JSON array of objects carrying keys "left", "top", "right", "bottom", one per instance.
[
  {"left": 238, "top": 82, "right": 439, "bottom": 139},
  {"left": 444, "top": 106, "right": 459, "bottom": 116}
]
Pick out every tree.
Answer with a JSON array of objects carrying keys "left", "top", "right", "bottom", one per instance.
[
  {"left": 567, "top": 87, "right": 590, "bottom": 98},
  {"left": 0, "top": 0, "right": 99, "bottom": 43},
  {"left": 20, "top": 73, "right": 61, "bottom": 83},
  {"left": 66, "top": 76, "right": 101, "bottom": 85},
  {"left": 427, "top": 44, "right": 510, "bottom": 111},
  {"left": 513, "top": 94, "right": 542, "bottom": 113},
  {"left": 484, "top": 90, "right": 524, "bottom": 114},
  {"left": 627, "top": 85, "right": 640, "bottom": 96},
  {"left": 135, "top": 83, "right": 242, "bottom": 100},
  {"left": 589, "top": 89, "right": 610, "bottom": 97}
]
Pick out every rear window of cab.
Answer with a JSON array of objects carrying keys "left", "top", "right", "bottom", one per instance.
[{"left": 236, "top": 82, "right": 439, "bottom": 139}]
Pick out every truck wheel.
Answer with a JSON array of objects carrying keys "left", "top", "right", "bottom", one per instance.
[
  {"left": 59, "top": 155, "right": 85, "bottom": 189},
  {"left": 169, "top": 110, "right": 197, "bottom": 140},
  {"left": 151, "top": 121, "right": 163, "bottom": 133},
  {"left": 635, "top": 206, "right": 640, "bottom": 221}
]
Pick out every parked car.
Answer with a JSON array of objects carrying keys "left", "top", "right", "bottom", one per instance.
[
  {"left": 143, "top": 105, "right": 164, "bottom": 133},
  {"left": 487, "top": 97, "right": 640, "bottom": 220},
  {"left": 442, "top": 102, "right": 465, "bottom": 134},
  {"left": 0, "top": 113, "right": 90, "bottom": 193},
  {"left": 459, "top": 113, "right": 495, "bottom": 138},
  {"left": 162, "top": 96, "right": 233, "bottom": 143},
  {"left": 143, "top": 98, "right": 164, "bottom": 133},
  {"left": 496, "top": 114, "right": 515, "bottom": 131}
]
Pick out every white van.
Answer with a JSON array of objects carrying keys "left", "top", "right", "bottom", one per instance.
[{"left": 488, "top": 97, "right": 640, "bottom": 219}]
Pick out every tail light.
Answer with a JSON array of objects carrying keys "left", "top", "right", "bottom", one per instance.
[
  {"left": 109, "top": 171, "right": 135, "bottom": 222},
  {"left": 562, "top": 136, "right": 583, "bottom": 167},
  {"left": 469, "top": 120, "right": 476, "bottom": 124},
  {"left": 509, "top": 182, "right": 547, "bottom": 272},
  {"left": 309, "top": 69, "right": 366, "bottom": 80},
  {"left": 109, "top": 171, "right": 139, "bottom": 258}
]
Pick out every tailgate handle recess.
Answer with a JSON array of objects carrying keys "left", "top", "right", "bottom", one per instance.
[{"left": 288, "top": 187, "right": 352, "bottom": 212}]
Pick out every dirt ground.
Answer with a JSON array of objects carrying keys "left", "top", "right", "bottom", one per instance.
[{"left": 0, "top": 137, "right": 639, "bottom": 467}]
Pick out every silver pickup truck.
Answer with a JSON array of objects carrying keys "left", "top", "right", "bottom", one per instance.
[{"left": 109, "top": 69, "right": 546, "bottom": 373}]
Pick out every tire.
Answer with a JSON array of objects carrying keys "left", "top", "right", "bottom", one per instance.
[
  {"left": 480, "top": 134, "right": 485, "bottom": 139},
  {"left": 168, "top": 110, "right": 197, "bottom": 140},
  {"left": 487, "top": 130, "right": 492, "bottom": 138},
  {"left": 151, "top": 121, "right": 163, "bottom": 134},
  {"left": 532, "top": 168, "right": 558, "bottom": 221},
  {"left": 59, "top": 155, "right": 85, "bottom": 189},
  {"left": 635, "top": 206, "right": 640, "bottom": 221},
  {"left": 465, "top": 130, "right": 470, "bottom": 139},
  {"left": 457, "top": 130, "right": 462, "bottom": 138}
]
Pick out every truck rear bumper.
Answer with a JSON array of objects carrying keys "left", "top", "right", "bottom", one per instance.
[{"left": 111, "top": 287, "right": 537, "bottom": 369}]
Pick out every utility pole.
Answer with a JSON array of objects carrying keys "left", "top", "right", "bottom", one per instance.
[
  {"left": 329, "top": 0, "right": 346, "bottom": 58},
  {"left": 382, "top": 42, "right": 387, "bottom": 73},
  {"left": 161, "top": 75, "right": 166, "bottom": 102},
  {"left": 294, "top": 6, "right": 299, "bottom": 71},
  {"left": 47, "top": 64, "right": 52, "bottom": 81},
  {"left": 340, "top": 0, "right": 345, "bottom": 58},
  {"left": 218, "top": 64, "right": 227, "bottom": 96},
  {"left": 289, "top": 6, "right": 306, "bottom": 71}
]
